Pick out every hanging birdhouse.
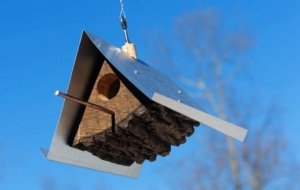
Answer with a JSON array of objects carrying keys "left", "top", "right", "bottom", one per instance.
[{"left": 40, "top": 31, "right": 247, "bottom": 178}]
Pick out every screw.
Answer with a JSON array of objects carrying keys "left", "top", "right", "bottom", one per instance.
[
  {"left": 134, "top": 70, "right": 138, "bottom": 74},
  {"left": 178, "top": 100, "right": 182, "bottom": 103},
  {"left": 178, "top": 90, "right": 182, "bottom": 94}
]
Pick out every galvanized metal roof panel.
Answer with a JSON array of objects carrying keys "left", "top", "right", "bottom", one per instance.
[
  {"left": 85, "top": 31, "right": 203, "bottom": 111},
  {"left": 152, "top": 93, "right": 248, "bottom": 142},
  {"left": 41, "top": 31, "right": 247, "bottom": 177},
  {"left": 85, "top": 31, "right": 247, "bottom": 141},
  {"left": 41, "top": 32, "right": 142, "bottom": 178}
]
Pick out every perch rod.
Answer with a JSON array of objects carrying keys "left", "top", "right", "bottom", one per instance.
[{"left": 55, "top": 91, "right": 115, "bottom": 115}]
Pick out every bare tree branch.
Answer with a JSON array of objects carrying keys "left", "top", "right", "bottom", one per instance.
[{"left": 147, "top": 8, "right": 299, "bottom": 190}]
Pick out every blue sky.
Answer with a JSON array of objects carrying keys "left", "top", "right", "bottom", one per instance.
[{"left": 1, "top": 0, "right": 299, "bottom": 189}]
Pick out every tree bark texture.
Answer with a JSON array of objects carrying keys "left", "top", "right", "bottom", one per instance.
[{"left": 72, "top": 104, "right": 200, "bottom": 166}]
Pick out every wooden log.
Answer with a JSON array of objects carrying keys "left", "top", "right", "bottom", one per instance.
[
  {"left": 93, "top": 132, "right": 146, "bottom": 163},
  {"left": 106, "top": 130, "right": 154, "bottom": 163},
  {"left": 118, "top": 115, "right": 171, "bottom": 156},
  {"left": 133, "top": 112, "right": 186, "bottom": 146},
  {"left": 152, "top": 104, "right": 200, "bottom": 126},
  {"left": 179, "top": 120, "right": 196, "bottom": 137},
  {"left": 76, "top": 124, "right": 157, "bottom": 164},
  {"left": 113, "top": 129, "right": 157, "bottom": 160},
  {"left": 77, "top": 140, "right": 135, "bottom": 166},
  {"left": 71, "top": 103, "right": 200, "bottom": 166},
  {"left": 136, "top": 105, "right": 196, "bottom": 140}
]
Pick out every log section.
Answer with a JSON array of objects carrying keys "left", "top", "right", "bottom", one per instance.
[{"left": 73, "top": 103, "right": 200, "bottom": 166}]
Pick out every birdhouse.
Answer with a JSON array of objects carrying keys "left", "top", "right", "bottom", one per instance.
[{"left": 40, "top": 31, "right": 247, "bottom": 178}]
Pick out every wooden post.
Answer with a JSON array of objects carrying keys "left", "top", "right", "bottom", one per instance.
[{"left": 122, "top": 43, "right": 137, "bottom": 60}]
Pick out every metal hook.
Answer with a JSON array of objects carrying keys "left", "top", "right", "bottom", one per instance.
[
  {"left": 119, "top": 0, "right": 129, "bottom": 43},
  {"left": 120, "top": 16, "right": 130, "bottom": 43}
]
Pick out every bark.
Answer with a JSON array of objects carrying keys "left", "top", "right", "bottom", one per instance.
[{"left": 72, "top": 104, "right": 199, "bottom": 166}]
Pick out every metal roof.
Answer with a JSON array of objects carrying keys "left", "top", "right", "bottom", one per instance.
[
  {"left": 85, "top": 31, "right": 203, "bottom": 111},
  {"left": 85, "top": 31, "right": 247, "bottom": 142},
  {"left": 41, "top": 31, "right": 247, "bottom": 179}
]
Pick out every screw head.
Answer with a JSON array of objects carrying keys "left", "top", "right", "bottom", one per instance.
[
  {"left": 178, "top": 90, "right": 182, "bottom": 94},
  {"left": 134, "top": 70, "right": 139, "bottom": 74},
  {"left": 178, "top": 100, "right": 182, "bottom": 103}
]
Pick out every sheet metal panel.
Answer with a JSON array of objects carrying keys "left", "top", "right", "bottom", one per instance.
[
  {"left": 85, "top": 31, "right": 248, "bottom": 141},
  {"left": 152, "top": 93, "right": 248, "bottom": 142},
  {"left": 42, "top": 31, "right": 248, "bottom": 178},
  {"left": 85, "top": 31, "right": 203, "bottom": 111},
  {"left": 42, "top": 31, "right": 141, "bottom": 178},
  {"left": 39, "top": 148, "right": 49, "bottom": 159}
]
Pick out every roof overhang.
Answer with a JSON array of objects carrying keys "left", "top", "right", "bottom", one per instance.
[
  {"left": 41, "top": 30, "right": 248, "bottom": 178},
  {"left": 41, "top": 31, "right": 142, "bottom": 178}
]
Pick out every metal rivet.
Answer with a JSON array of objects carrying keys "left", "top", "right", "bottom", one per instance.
[
  {"left": 178, "top": 100, "right": 182, "bottom": 103},
  {"left": 178, "top": 90, "right": 182, "bottom": 94},
  {"left": 134, "top": 70, "right": 139, "bottom": 74}
]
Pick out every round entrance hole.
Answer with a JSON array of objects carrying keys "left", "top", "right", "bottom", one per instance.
[{"left": 96, "top": 73, "right": 121, "bottom": 101}]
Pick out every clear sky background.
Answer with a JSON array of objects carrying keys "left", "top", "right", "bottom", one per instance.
[{"left": 0, "top": 0, "right": 299, "bottom": 189}]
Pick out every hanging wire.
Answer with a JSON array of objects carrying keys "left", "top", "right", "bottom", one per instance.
[
  {"left": 119, "top": 0, "right": 126, "bottom": 18},
  {"left": 119, "top": 0, "right": 129, "bottom": 43}
]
